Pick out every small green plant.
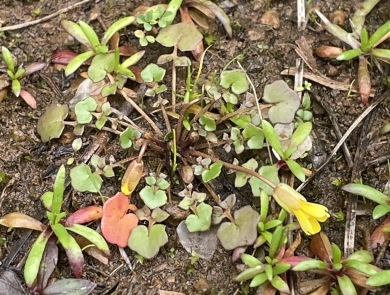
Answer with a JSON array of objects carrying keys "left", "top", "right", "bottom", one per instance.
[
  {"left": 0, "top": 46, "right": 46, "bottom": 108},
  {"left": 0, "top": 166, "right": 110, "bottom": 292}
]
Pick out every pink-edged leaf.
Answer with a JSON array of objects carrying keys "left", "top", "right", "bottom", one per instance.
[
  {"left": 52, "top": 49, "right": 85, "bottom": 65},
  {"left": 74, "top": 236, "right": 109, "bottom": 265},
  {"left": 24, "top": 227, "right": 53, "bottom": 289},
  {"left": 42, "top": 279, "right": 96, "bottom": 295},
  {"left": 36, "top": 237, "right": 58, "bottom": 292},
  {"left": 22, "top": 62, "right": 46, "bottom": 77},
  {"left": 0, "top": 270, "right": 26, "bottom": 295},
  {"left": 66, "top": 206, "right": 103, "bottom": 225},
  {"left": 0, "top": 212, "right": 46, "bottom": 231},
  {"left": 101, "top": 192, "right": 138, "bottom": 247},
  {"left": 20, "top": 89, "right": 37, "bottom": 109},
  {"left": 371, "top": 215, "right": 390, "bottom": 250},
  {"left": 279, "top": 256, "right": 311, "bottom": 268},
  {"left": 51, "top": 223, "right": 84, "bottom": 278}
]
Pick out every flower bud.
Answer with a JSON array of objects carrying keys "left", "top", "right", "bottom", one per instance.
[{"left": 121, "top": 159, "right": 144, "bottom": 195}]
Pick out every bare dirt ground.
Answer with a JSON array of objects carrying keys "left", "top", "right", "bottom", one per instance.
[{"left": 0, "top": 0, "right": 390, "bottom": 294}]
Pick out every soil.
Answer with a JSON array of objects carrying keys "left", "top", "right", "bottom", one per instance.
[{"left": 0, "top": 0, "right": 390, "bottom": 294}]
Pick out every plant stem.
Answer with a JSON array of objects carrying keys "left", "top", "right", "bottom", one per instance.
[
  {"left": 119, "top": 89, "right": 163, "bottom": 136},
  {"left": 187, "top": 150, "right": 276, "bottom": 189}
]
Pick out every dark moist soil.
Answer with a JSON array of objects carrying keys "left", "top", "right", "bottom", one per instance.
[{"left": 1, "top": 0, "right": 390, "bottom": 294}]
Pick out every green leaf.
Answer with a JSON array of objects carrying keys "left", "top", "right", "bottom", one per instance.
[
  {"left": 241, "top": 253, "right": 262, "bottom": 268},
  {"left": 2, "top": 46, "right": 14, "bottom": 72},
  {"left": 66, "top": 224, "right": 110, "bottom": 256},
  {"left": 360, "top": 28, "right": 370, "bottom": 52},
  {"left": 220, "top": 69, "right": 249, "bottom": 94},
  {"left": 128, "top": 224, "right": 168, "bottom": 259},
  {"left": 120, "top": 51, "right": 145, "bottom": 69},
  {"left": 337, "top": 275, "right": 357, "bottom": 295},
  {"left": 286, "top": 159, "right": 305, "bottom": 182},
  {"left": 346, "top": 250, "right": 373, "bottom": 264},
  {"left": 271, "top": 275, "right": 290, "bottom": 294},
  {"left": 343, "top": 260, "right": 377, "bottom": 275},
  {"left": 249, "top": 272, "right": 268, "bottom": 287},
  {"left": 260, "top": 190, "right": 269, "bottom": 223},
  {"left": 199, "top": 115, "right": 216, "bottom": 131},
  {"left": 262, "top": 120, "right": 284, "bottom": 158},
  {"left": 217, "top": 205, "right": 260, "bottom": 250},
  {"left": 332, "top": 243, "right": 342, "bottom": 264},
  {"left": 264, "top": 219, "right": 282, "bottom": 230},
  {"left": 141, "top": 63, "right": 166, "bottom": 82},
  {"left": 88, "top": 53, "right": 115, "bottom": 82},
  {"left": 42, "top": 279, "right": 96, "bottom": 295},
  {"left": 75, "top": 97, "right": 97, "bottom": 124},
  {"left": 371, "top": 48, "right": 390, "bottom": 60},
  {"left": 289, "top": 122, "right": 312, "bottom": 148},
  {"left": 14, "top": 68, "right": 25, "bottom": 79},
  {"left": 273, "top": 263, "right": 291, "bottom": 275},
  {"left": 368, "top": 20, "right": 390, "bottom": 48},
  {"left": 139, "top": 186, "right": 167, "bottom": 209},
  {"left": 269, "top": 225, "right": 284, "bottom": 258},
  {"left": 120, "top": 126, "right": 141, "bottom": 149},
  {"left": 263, "top": 80, "right": 300, "bottom": 124},
  {"left": 52, "top": 223, "right": 84, "bottom": 278},
  {"left": 336, "top": 48, "right": 363, "bottom": 61},
  {"left": 70, "top": 163, "right": 102, "bottom": 193},
  {"left": 156, "top": 22, "right": 203, "bottom": 51},
  {"left": 202, "top": 163, "right": 223, "bottom": 182},
  {"left": 366, "top": 270, "right": 390, "bottom": 287},
  {"left": 186, "top": 202, "right": 212, "bottom": 232},
  {"left": 24, "top": 229, "right": 51, "bottom": 288},
  {"left": 65, "top": 51, "right": 94, "bottom": 77},
  {"left": 37, "top": 104, "right": 69, "bottom": 142},
  {"left": 52, "top": 165, "right": 66, "bottom": 215},
  {"left": 79, "top": 21, "right": 100, "bottom": 48},
  {"left": 292, "top": 258, "right": 327, "bottom": 271},
  {"left": 243, "top": 124, "right": 264, "bottom": 149},
  {"left": 373, "top": 204, "right": 390, "bottom": 219},
  {"left": 342, "top": 183, "right": 389, "bottom": 205},
  {"left": 11, "top": 79, "right": 21, "bottom": 97},
  {"left": 41, "top": 192, "right": 53, "bottom": 211},
  {"left": 101, "top": 16, "right": 135, "bottom": 46},
  {"left": 249, "top": 165, "right": 280, "bottom": 196},
  {"left": 61, "top": 20, "right": 92, "bottom": 48}
]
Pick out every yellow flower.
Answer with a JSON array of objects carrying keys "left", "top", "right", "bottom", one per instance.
[{"left": 272, "top": 183, "right": 329, "bottom": 234}]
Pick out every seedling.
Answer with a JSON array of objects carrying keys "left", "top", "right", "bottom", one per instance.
[
  {"left": 291, "top": 232, "right": 389, "bottom": 294},
  {"left": 0, "top": 46, "right": 46, "bottom": 108},
  {"left": 128, "top": 206, "right": 169, "bottom": 259},
  {"left": 0, "top": 166, "right": 110, "bottom": 291},
  {"left": 139, "top": 174, "right": 170, "bottom": 209},
  {"left": 192, "top": 157, "right": 223, "bottom": 183}
]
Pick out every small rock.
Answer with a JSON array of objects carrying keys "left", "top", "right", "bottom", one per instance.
[
  {"left": 315, "top": 46, "right": 343, "bottom": 58},
  {"left": 329, "top": 10, "right": 345, "bottom": 26},
  {"left": 260, "top": 10, "right": 280, "bottom": 29},
  {"left": 194, "top": 278, "right": 210, "bottom": 293},
  {"left": 248, "top": 30, "right": 264, "bottom": 41},
  {"left": 326, "top": 64, "right": 339, "bottom": 77}
]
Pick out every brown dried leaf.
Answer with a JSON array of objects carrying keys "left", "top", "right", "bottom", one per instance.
[
  {"left": 310, "top": 232, "right": 332, "bottom": 263},
  {"left": 0, "top": 212, "right": 46, "bottom": 231},
  {"left": 370, "top": 215, "right": 390, "bottom": 250},
  {"left": 74, "top": 236, "right": 109, "bottom": 265}
]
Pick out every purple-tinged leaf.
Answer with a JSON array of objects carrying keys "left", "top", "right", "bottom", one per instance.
[
  {"left": 61, "top": 20, "right": 92, "bottom": 49},
  {"left": 42, "top": 279, "right": 96, "bottom": 295},
  {"left": 51, "top": 223, "right": 84, "bottom": 278},
  {"left": 36, "top": 237, "right": 58, "bottom": 292},
  {"left": 197, "top": 0, "right": 232, "bottom": 37},
  {"left": 0, "top": 270, "right": 26, "bottom": 295},
  {"left": 22, "top": 62, "right": 46, "bottom": 77},
  {"left": 51, "top": 50, "right": 83, "bottom": 65},
  {"left": 24, "top": 227, "right": 53, "bottom": 288},
  {"left": 20, "top": 89, "right": 37, "bottom": 109}
]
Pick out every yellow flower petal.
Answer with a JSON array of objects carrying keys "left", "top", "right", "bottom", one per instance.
[
  {"left": 298, "top": 200, "right": 329, "bottom": 220},
  {"left": 273, "top": 183, "right": 301, "bottom": 211},
  {"left": 292, "top": 208, "right": 312, "bottom": 234}
]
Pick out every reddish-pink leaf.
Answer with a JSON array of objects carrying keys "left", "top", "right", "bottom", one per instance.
[
  {"left": 51, "top": 49, "right": 91, "bottom": 65},
  {"left": 66, "top": 206, "right": 103, "bottom": 225},
  {"left": 0, "top": 212, "right": 46, "bottom": 231},
  {"left": 310, "top": 232, "right": 333, "bottom": 263},
  {"left": 371, "top": 216, "right": 390, "bottom": 250},
  {"left": 358, "top": 57, "right": 371, "bottom": 105},
  {"left": 179, "top": 6, "right": 204, "bottom": 61},
  {"left": 20, "top": 89, "right": 37, "bottom": 109},
  {"left": 36, "top": 237, "right": 58, "bottom": 292},
  {"left": 101, "top": 192, "right": 138, "bottom": 247}
]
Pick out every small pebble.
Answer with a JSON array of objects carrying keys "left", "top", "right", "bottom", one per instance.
[
  {"left": 194, "top": 278, "right": 210, "bottom": 293},
  {"left": 326, "top": 64, "right": 339, "bottom": 77},
  {"left": 329, "top": 10, "right": 345, "bottom": 26},
  {"left": 260, "top": 10, "right": 280, "bottom": 29}
]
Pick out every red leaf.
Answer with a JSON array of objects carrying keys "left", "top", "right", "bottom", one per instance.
[
  {"left": 20, "top": 89, "right": 37, "bottom": 109},
  {"left": 101, "top": 192, "right": 138, "bottom": 247},
  {"left": 66, "top": 206, "right": 103, "bottom": 225},
  {"left": 310, "top": 232, "right": 332, "bottom": 263}
]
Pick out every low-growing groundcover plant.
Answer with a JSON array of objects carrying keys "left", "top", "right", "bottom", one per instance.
[{"left": 3, "top": 0, "right": 390, "bottom": 293}]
